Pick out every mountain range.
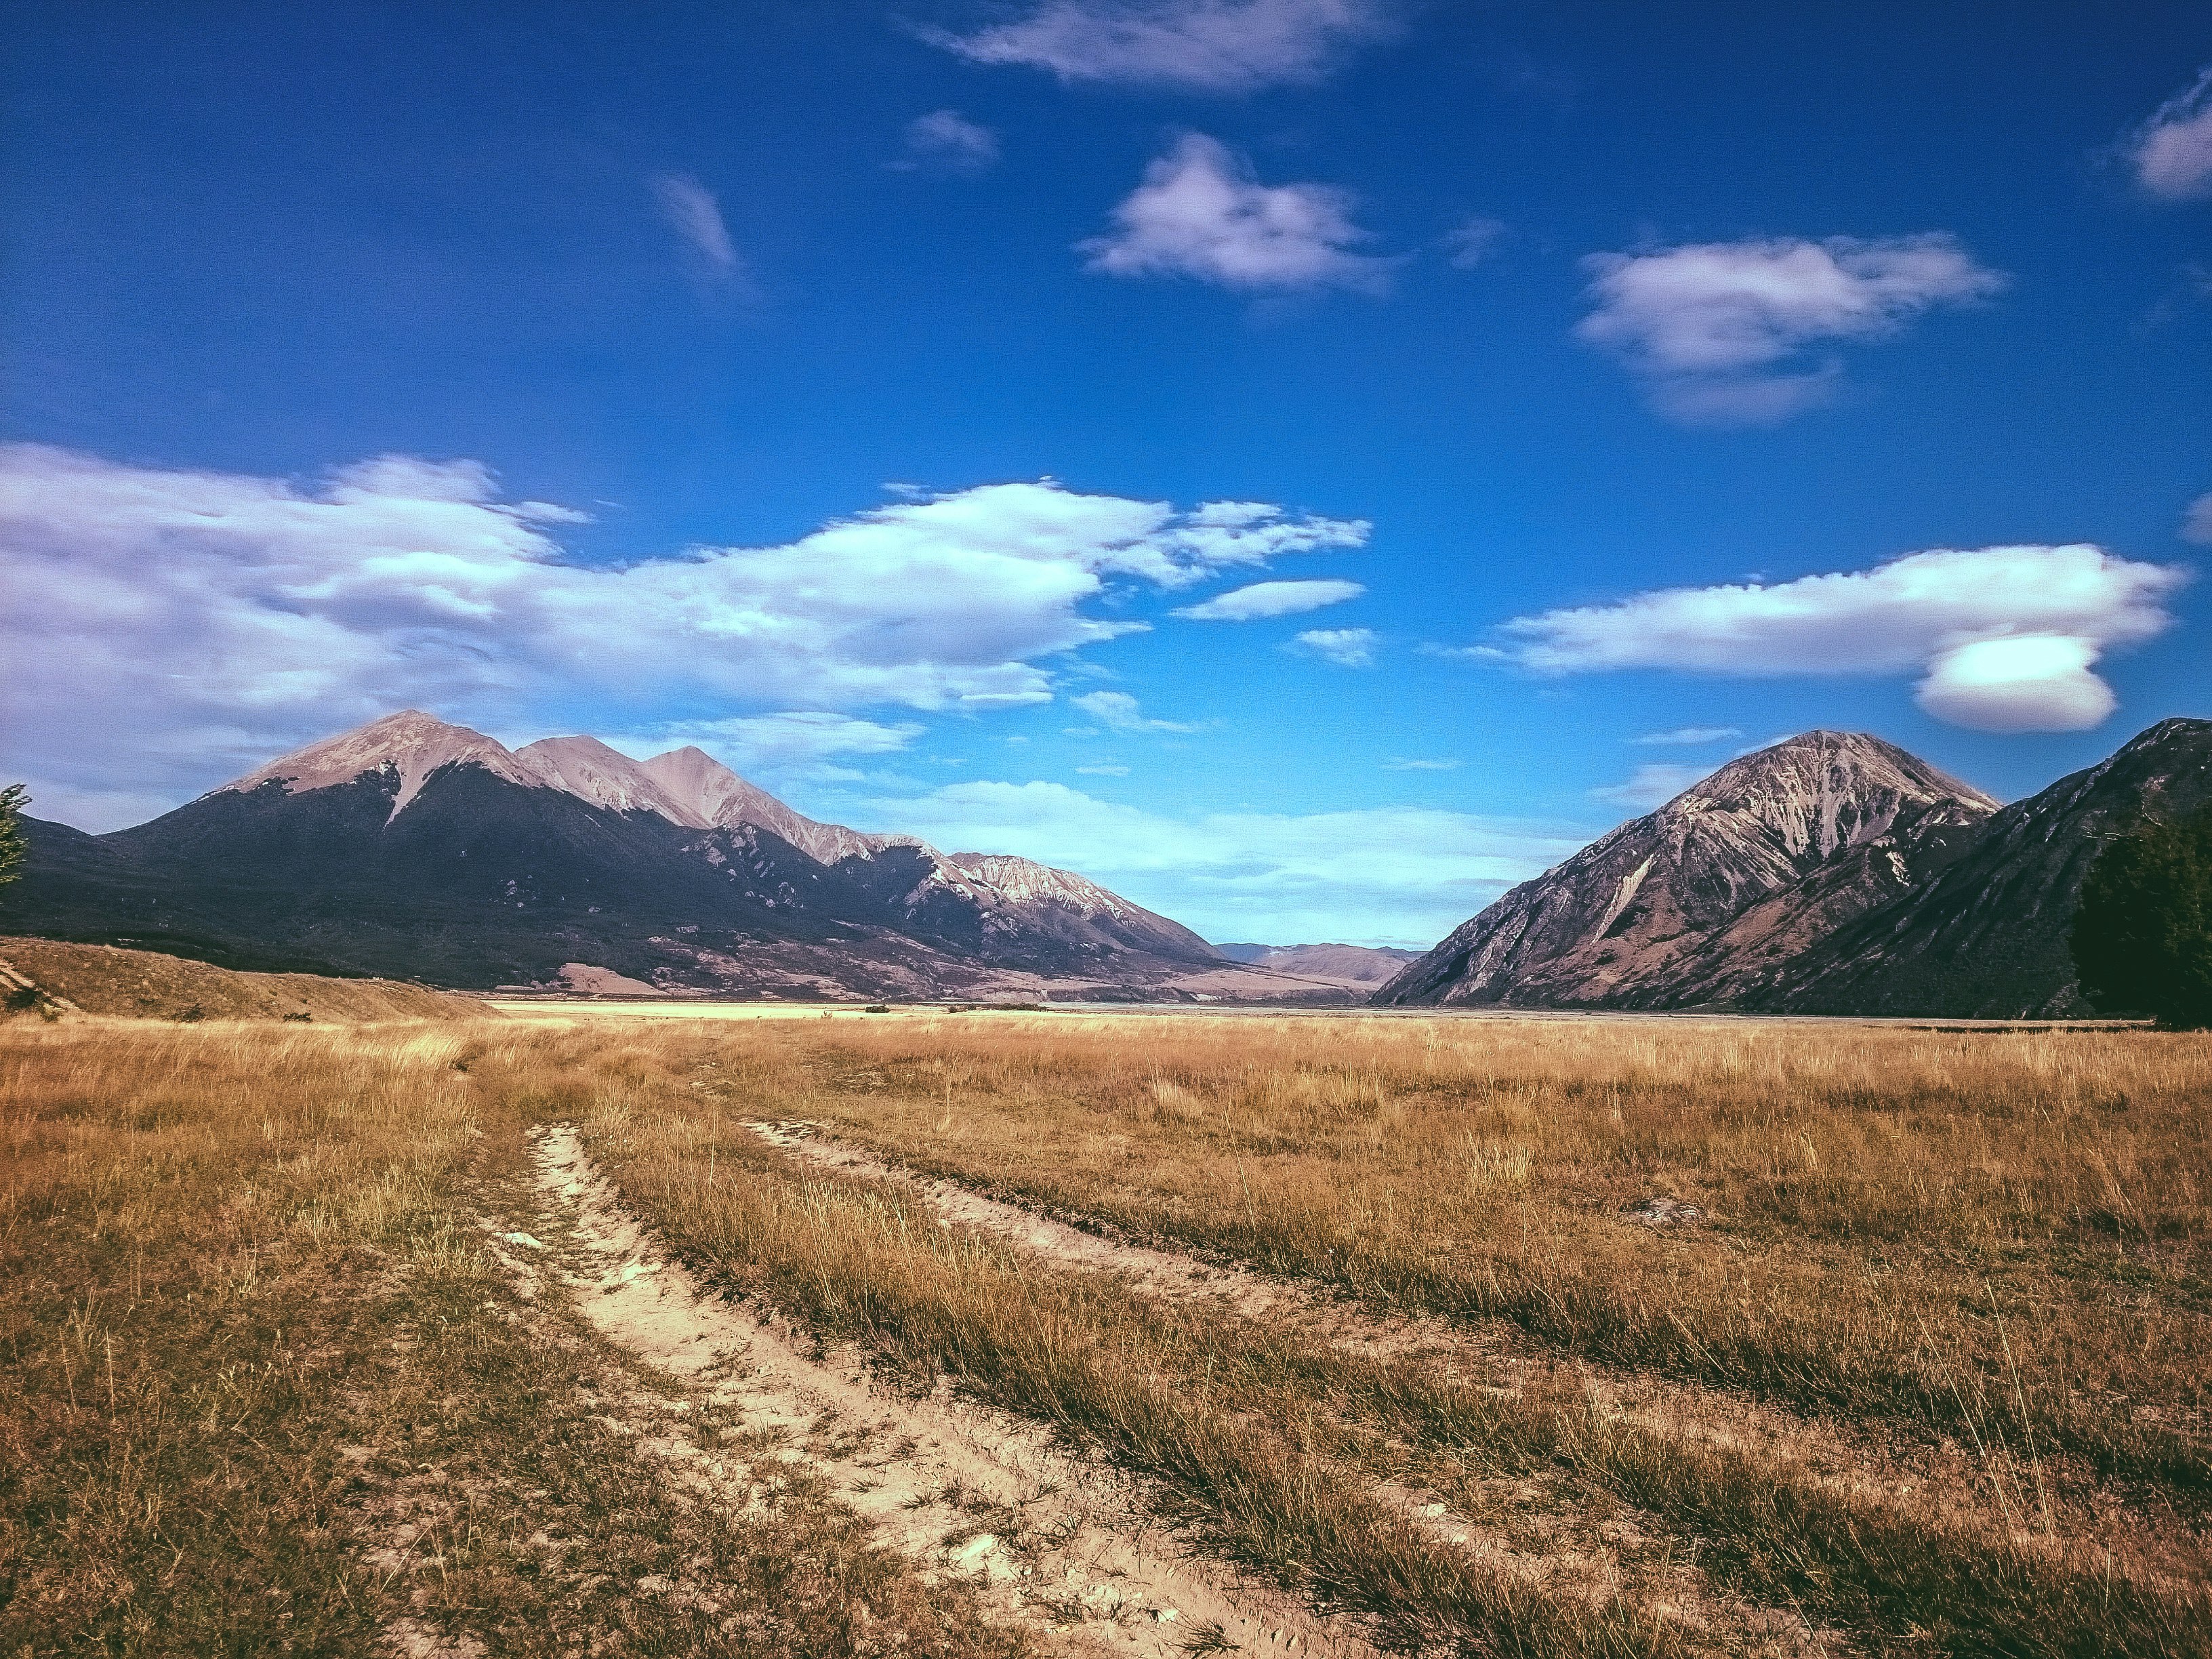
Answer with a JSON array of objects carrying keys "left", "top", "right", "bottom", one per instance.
[
  {"left": 11, "top": 711, "right": 2207, "bottom": 1017},
  {"left": 7, "top": 712, "right": 1357, "bottom": 1003},
  {"left": 1376, "top": 718, "right": 2212, "bottom": 1018}
]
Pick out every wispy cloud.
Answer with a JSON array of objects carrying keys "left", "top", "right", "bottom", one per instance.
[
  {"left": 1590, "top": 763, "right": 1704, "bottom": 810},
  {"left": 926, "top": 0, "right": 1403, "bottom": 93},
  {"left": 1174, "top": 577, "right": 1364, "bottom": 620},
  {"left": 1076, "top": 762, "right": 1131, "bottom": 776},
  {"left": 1629, "top": 725, "right": 1742, "bottom": 745},
  {"left": 1286, "top": 626, "right": 1376, "bottom": 666},
  {"left": 651, "top": 173, "right": 750, "bottom": 287},
  {"left": 893, "top": 110, "right": 1000, "bottom": 176},
  {"left": 2125, "top": 66, "right": 2212, "bottom": 201},
  {"left": 1576, "top": 234, "right": 2005, "bottom": 424},
  {"left": 1442, "top": 215, "right": 1506, "bottom": 269},
  {"left": 2183, "top": 491, "right": 2212, "bottom": 544},
  {"left": 1081, "top": 135, "right": 1393, "bottom": 294},
  {"left": 799, "top": 774, "right": 1586, "bottom": 948},
  {"left": 606, "top": 712, "right": 923, "bottom": 771},
  {"left": 1383, "top": 757, "right": 1460, "bottom": 771},
  {"left": 1490, "top": 544, "right": 2187, "bottom": 733},
  {"left": 1069, "top": 690, "right": 1202, "bottom": 733}
]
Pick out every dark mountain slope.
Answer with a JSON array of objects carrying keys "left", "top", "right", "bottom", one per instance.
[{"left": 1758, "top": 717, "right": 2212, "bottom": 1017}]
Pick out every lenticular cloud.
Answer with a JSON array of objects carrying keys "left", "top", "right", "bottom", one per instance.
[{"left": 1490, "top": 544, "right": 2187, "bottom": 733}]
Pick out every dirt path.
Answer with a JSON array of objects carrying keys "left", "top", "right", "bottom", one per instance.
[
  {"left": 744, "top": 1119, "right": 2177, "bottom": 1581},
  {"left": 525, "top": 1123, "right": 1389, "bottom": 1659}
]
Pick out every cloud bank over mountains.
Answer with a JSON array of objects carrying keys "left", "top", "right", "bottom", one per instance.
[{"left": 0, "top": 443, "right": 1365, "bottom": 814}]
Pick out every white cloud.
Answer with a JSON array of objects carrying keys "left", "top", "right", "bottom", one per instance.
[
  {"left": 927, "top": 0, "right": 1401, "bottom": 93},
  {"left": 1287, "top": 626, "right": 1376, "bottom": 666},
  {"left": 1069, "top": 690, "right": 1201, "bottom": 733},
  {"left": 1630, "top": 725, "right": 1742, "bottom": 745},
  {"left": 2127, "top": 67, "right": 2212, "bottom": 201},
  {"left": 1080, "top": 135, "right": 1393, "bottom": 293},
  {"left": 1576, "top": 234, "right": 2005, "bottom": 425},
  {"left": 604, "top": 712, "right": 924, "bottom": 771},
  {"left": 2184, "top": 491, "right": 2212, "bottom": 544},
  {"left": 894, "top": 110, "right": 1000, "bottom": 176},
  {"left": 0, "top": 445, "right": 1361, "bottom": 815},
  {"left": 1591, "top": 763, "right": 1705, "bottom": 810},
  {"left": 652, "top": 173, "right": 750, "bottom": 284},
  {"left": 1076, "top": 763, "right": 1130, "bottom": 776},
  {"left": 800, "top": 775, "right": 1586, "bottom": 948},
  {"left": 1174, "top": 577, "right": 1364, "bottom": 620},
  {"left": 1443, "top": 215, "right": 1506, "bottom": 268},
  {"left": 1382, "top": 758, "right": 1460, "bottom": 771},
  {"left": 1492, "top": 544, "right": 2188, "bottom": 733}
]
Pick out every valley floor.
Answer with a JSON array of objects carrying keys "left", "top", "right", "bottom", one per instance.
[{"left": 3, "top": 1010, "right": 2207, "bottom": 1656}]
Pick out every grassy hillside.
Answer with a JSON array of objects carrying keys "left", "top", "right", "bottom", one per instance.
[{"left": 0, "top": 935, "right": 491, "bottom": 1021}]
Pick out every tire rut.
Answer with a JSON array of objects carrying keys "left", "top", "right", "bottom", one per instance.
[{"left": 527, "top": 1123, "right": 1388, "bottom": 1659}]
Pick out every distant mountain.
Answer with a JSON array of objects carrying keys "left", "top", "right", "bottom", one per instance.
[
  {"left": 7, "top": 711, "right": 1327, "bottom": 1002},
  {"left": 1217, "top": 942, "right": 1421, "bottom": 986},
  {"left": 1757, "top": 718, "right": 2212, "bottom": 1017},
  {"left": 1374, "top": 731, "right": 1999, "bottom": 1009}
]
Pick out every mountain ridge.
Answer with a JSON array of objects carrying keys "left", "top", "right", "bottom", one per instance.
[{"left": 14, "top": 711, "right": 1358, "bottom": 1002}]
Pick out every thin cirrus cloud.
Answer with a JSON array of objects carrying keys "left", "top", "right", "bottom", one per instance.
[
  {"left": 798, "top": 773, "right": 1585, "bottom": 948},
  {"left": 602, "top": 712, "right": 924, "bottom": 771},
  {"left": 1080, "top": 135, "right": 1393, "bottom": 294},
  {"left": 2183, "top": 491, "right": 2212, "bottom": 544},
  {"left": 1590, "top": 763, "right": 1706, "bottom": 811},
  {"left": 1287, "top": 626, "right": 1376, "bottom": 666},
  {"left": 2125, "top": 66, "right": 2212, "bottom": 201},
  {"left": 0, "top": 443, "right": 1364, "bottom": 826},
  {"left": 1442, "top": 215, "right": 1507, "bottom": 269},
  {"left": 1382, "top": 758, "right": 1460, "bottom": 771},
  {"left": 650, "top": 173, "right": 752, "bottom": 287},
  {"left": 1068, "top": 690, "right": 1202, "bottom": 733},
  {"left": 1481, "top": 544, "right": 2188, "bottom": 733},
  {"left": 1629, "top": 725, "right": 1742, "bottom": 745},
  {"left": 1574, "top": 234, "right": 2007, "bottom": 425},
  {"left": 926, "top": 0, "right": 1403, "bottom": 94},
  {"left": 1174, "top": 577, "right": 1364, "bottom": 620},
  {"left": 893, "top": 110, "right": 1000, "bottom": 175}
]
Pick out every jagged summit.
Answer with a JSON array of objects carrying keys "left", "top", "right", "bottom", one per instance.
[
  {"left": 638, "top": 746, "right": 914, "bottom": 864},
  {"left": 1375, "top": 729, "right": 1998, "bottom": 1009},
  {"left": 516, "top": 735, "right": 712, "bottom": 827}
]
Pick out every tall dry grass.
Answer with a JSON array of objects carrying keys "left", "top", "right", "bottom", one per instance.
[
  {"left": 0, "top": 1018, "right": 1034, "bottom": 1658},
  {"left": 780, "top": 1015, "right": 2212, "bottom": 1498},
  {"left": 547, "top": 1020, "right": 2212, "bottom": 1659}
]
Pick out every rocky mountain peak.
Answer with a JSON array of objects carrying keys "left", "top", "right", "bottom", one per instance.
[{"left": 220, "top": 710, "right": 541, "bottom": 818}]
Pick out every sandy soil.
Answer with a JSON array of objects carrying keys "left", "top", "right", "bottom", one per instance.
[{"left": 525, "top": 1123, "right": 1387, "bottom": 1659}]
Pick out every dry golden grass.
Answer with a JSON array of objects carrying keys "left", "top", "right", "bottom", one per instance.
[
  {"left": 0, "top": 1019, "right": 1026, "bottom": 1658},
  {"left": 7, "top": 1008, "right": 2209, "bottom": 1658}
]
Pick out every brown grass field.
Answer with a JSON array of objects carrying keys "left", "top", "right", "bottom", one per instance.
[{"left": 4, "top": 1004, "right": 2208, "bottom": 1657}]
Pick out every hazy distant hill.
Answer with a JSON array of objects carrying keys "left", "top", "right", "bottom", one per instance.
[
  {"left": 8, "top": 711, "right": 1338, "bottom": 1003},
  {"left": 1216, "top": 942, "right": 1421, "bottom": 986},
  {"left": 1376, "top": 720, "right": 2212, "bottom": 1018}
]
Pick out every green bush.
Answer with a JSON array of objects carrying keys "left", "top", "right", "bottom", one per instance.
[{"left": 2071, "top": 804, "right": 2212, "bottom": 1030}]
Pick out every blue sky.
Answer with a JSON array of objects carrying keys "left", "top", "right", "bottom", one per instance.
[{"left": 4, "top": 1, "right": 2208, "bottom": 945}]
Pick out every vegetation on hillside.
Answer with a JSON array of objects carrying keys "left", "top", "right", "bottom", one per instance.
[
  {"left": 2073, "top": 804, "right": 2212, "bottom": 1029},
  {"left": 0, "top": 784, "right": 26, "bottom": 899}
]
